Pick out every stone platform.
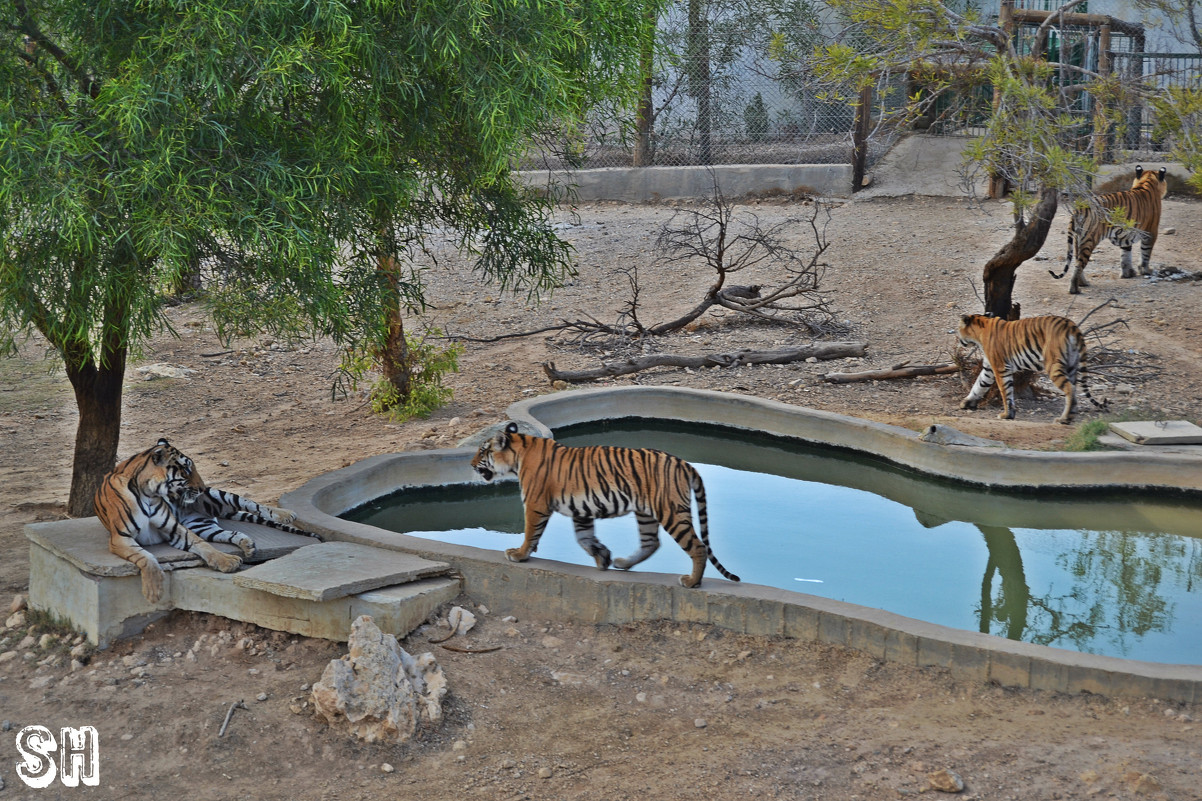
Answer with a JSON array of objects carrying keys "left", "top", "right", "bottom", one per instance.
[{"left": 26, "top": 518, "right": 460, "bottom": 648}]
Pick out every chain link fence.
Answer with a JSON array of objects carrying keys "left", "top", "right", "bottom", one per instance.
[
  {"left": 518, "top": 0, "right": 885, "bottom": 171},
  {"left": 518, "top": 0, "right": 1201, "bottom": 173}
]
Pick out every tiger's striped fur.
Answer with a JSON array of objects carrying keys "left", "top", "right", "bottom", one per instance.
[
  {"left": 1050, "top": 165, "right": 1168, "bottom": 294},
  {"left": 94, "top": 438, "right": 242, "bottom": 603},
  {"left": 172, "top": 485, "right": 322, "bottom": 561},
  {"left": 958, "top": 314, "right": 1104, "bottom": 425},
  {"left": 470, "top": 423, "right": 739, "bottom": 588}
]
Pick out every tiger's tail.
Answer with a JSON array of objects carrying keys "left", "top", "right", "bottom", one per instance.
[
  {"left": 691, "top": 468, "right": 740, "bottom": 583},
  {"left": 1050, "top": 215, "right": 1079, "bottom": 279},
  {"left": 1076, "top": 332, "right": 1108, "bottom": 410}
]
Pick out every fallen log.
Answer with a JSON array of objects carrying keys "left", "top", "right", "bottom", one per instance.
[
  {"left": 822, "top": 362, "right": 959, "bottom": 384},
  {"left": 543, "top": 342, "right": 867, "bottom": 383}
]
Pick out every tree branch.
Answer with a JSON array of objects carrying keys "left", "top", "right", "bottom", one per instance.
[{"left": 543, "top": 342, "right": 867, "bottom": 383}]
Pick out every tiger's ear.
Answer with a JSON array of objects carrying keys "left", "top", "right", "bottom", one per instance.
[
  {"left": 151, "top": 439, "right": 170, "bottom": 465},
  {"left": 1158, "top": 167, "right": 1167, "bottom": 181},
  {"left": 505, "top": 422, "right": 519, "bottom": 434},
  {"left": 1135, "top": 164, "right": 1143, "bottom": 179},
  {"left": 960, "top": 314, "right": 975, "bottom": 326}
]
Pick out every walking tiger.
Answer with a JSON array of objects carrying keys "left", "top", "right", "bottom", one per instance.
[{"left": 470, "top": 423, "right": 739, "bottom": 588}]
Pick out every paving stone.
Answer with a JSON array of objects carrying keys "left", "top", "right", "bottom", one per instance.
[
  {"left": 1110, "top": 420, "right": 1202, "bottom": 446},
  {"left": 233, "top": 541, "right": 451, "bottom": 601}
]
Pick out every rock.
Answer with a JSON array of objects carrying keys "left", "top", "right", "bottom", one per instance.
[
  {"left": 135, "top": 363, "right": 197, "bottom": 380},
  {"left": 694, "top": 718, "right": 707, "bottom": 729},
  {"left": 918, "top": 424, "right": 1005, "bottom": 448},
  {"left": 927, "top": 768, "right": 965, "bottom": 793},
  {"left": 310, "top": 615, "right": 447, "bottom": 744},
  {"left": 538, "top": 767, "right": 553, "bottom": 779},
  {"left": 447, "top": 606, "right": 477, "bottom": 636},
  {"left": 381, "top": 763, "right": 395, "bottom": 774},
  {"left": 17, "top": 635, "right": 35, "bottom": 650},
  {"left": 10, "top": 594, "right": 26, "bottom": 614},
  {"left": 1124, "top": 771, "right": 1162, "bottom": 795},
  {"left": 5, "top": 611, "right": 26, "bottom": 630}
]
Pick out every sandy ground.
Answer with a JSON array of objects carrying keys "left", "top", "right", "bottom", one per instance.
[{"left": 2, "top": 190, "right": 1202, "bottom": 800}]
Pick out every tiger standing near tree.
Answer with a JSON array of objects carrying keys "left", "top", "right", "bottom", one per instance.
[
  {"left": 957, "top": 314, "right": 1105, "bottom": 425},
  {"left": 1051, "top": 165, "right": 1168, "bottom": 294},
  {"left": 470, "top": 423, "right": 740, "bottom": 588}
]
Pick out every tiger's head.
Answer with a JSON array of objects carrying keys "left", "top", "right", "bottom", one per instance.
[
  {"left": 470, "top": 422, "right": 523, "bottom": 482},
  {"left": 957, "top": 313, "right": 997, "bottom": 349},
  {"left": 1133, "top": 164, "right": 1169, "bottom": 199},
  {"left": 137, "top": 438, "right": 199, "bottom": 500}
]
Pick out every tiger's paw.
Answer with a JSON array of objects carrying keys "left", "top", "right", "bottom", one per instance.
[
  {"left": 207, "top": 549, "right": 243, "bottom": 573},
  {"left": 265, "top": 506, "right": 297, "bottom": 524},
  {"left": 959, "top": 399, "right": 977, "bottom": 411},
  {"left": 678, "top": 575, "right": 701, "bottom": 588},
  {"left": 1056, "top": 415, "right": 1073, "bottom": 425},
  {"left": 236, "top": 539, "right": 258, "bottom": 560},
  {"left": 505, "top": 548, "right": 530, "bottom": 563},
  {"left": 997, "top": 411, "right": 1015, "bottom": 420},
  {"left": 141, "top": 564, "right": 166, "bottom": 603},
  {"left": 612, "top": 557, "right": 634, "bottom": 570},
  {"left": 593, "top": 549, "right": 612, "bottom": 571}
]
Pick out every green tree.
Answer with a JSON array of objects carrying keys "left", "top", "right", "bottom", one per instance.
[
  {"left": 1, "top": 0, "right": 660, "bottom": 516},
  {"left": 800, "top": 0, "right": 1149, "bottom": 316}
]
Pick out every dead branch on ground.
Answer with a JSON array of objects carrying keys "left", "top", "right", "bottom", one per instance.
[
  {"left": 822, "top": 361, "right": 960, "bottom": 384},
  {"left": 543, "top": 342, "right": 866, "bottom": 383}
]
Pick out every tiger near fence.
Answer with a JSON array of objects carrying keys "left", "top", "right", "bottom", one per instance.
[
  {"left": 1051, "top": 165, "right": 1169, "bottom": 295},
  {"left": 470, "top": 422, "right": 739, "bottom": 588},
  {"left": 94, "top": 438, "right": 320, "bottom": 602},
  {"left": 957, "top": 314, "right": 1105, "bottom": 425}
]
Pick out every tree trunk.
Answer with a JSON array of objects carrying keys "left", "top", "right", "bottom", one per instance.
[
  {"left": 632, "top": 7, "right": 656, "bottom": 167},
  {"left": 376, "top": 254, "right": 411, "bottom": 401},
  {"left": 65, "top": 352, "right": 126, "bottom": 518},
  {"left": 981, "top": 185, "right": 1058, "bottom": 319},
  {"left": 687, "top": 0, "right": 711, "bottom": 165}
]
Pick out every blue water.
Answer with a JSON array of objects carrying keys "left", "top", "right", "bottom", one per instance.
[{"left": 346, "top": 420, "right": 1202, "bottom": 664}]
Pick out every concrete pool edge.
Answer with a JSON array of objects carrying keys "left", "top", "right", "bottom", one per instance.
[{"left": 281, "top": 387, "right": 1202, "bottom": 703}]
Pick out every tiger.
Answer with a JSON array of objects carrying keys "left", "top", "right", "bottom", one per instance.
[
  {"left": 1050, "top": 165, "right": 1168, "bottom": 294},
  {"left": 470, "top": 422, "right": 739, "bottom": 588},
  {"left": 957, "top": 313, "right": 1104, "bottom": 425},
  {"left": 94, "top": 438, "right": 318, "bottom": 602},
  {"left": 94, "top": 438, "right": 241, "bottom": 602}
]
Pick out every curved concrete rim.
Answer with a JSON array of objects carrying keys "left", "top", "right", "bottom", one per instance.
[{"left": 282, "top": 386, "right": 1202, "bottom": 702}]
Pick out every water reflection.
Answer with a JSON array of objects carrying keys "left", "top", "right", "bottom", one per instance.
[{"left": 344, "top": 420, "right": 1202, "bottom": 664}]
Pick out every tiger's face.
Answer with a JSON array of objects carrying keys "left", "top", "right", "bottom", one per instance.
[
  {"left": 957, "top": 313, "right": 989, "bottom": 348},
  {"left": 470, "top": 424, "right": 521, "bottom": 482},
  {"left": 143, "top": 438, "right": 205, "bottom": 502}
]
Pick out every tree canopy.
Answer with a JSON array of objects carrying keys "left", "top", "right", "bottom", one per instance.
[{"left": 1, "top": 0, "right": 661, "bottom": 514}]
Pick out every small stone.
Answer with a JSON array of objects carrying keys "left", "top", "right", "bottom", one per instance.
[
  {"left": 694, "top": 718, "right": 707, "bottom": 729},
  {"left": 1164, "top": 708, "right": 1177, "bottom": 718},
  {"left": 927, "top": 768, "right": 965, "bottom": 793},
  {"left": 636, "top": 692, "right": 648, "bottom": 703},
  {"left": 5, "top": 611, "right": 26, "bottom": 630},
  {"left": 257, "top": 693, "right": 268, "bottom": 702},
  {"left": 538, "top": 767, "right": 553, "bottom": 779},
  {"left": 17, "top": 635, "right": 36, "bottom": 650},
  {"left": 10, "top": 594, "right": 26, "bottom": 614},
  {"left": 38, "top": 633, "right": 56, "bottom": 649},
  {"left": 121, "top": 733, "right": 134, "bottom": 741},
  {"left": 452, "top": 740, "right": 467, "bottom": 751},
  {"left": 501, "top": 616, "right": 518, "bottom": 623},
  {"left": 381, "top": 763, "right": 395, "bottom": 774},
  {"left": 541, "top": 636, "right": 564, "bottom": 649}
]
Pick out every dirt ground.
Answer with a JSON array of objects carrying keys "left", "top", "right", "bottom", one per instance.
[{"left": 2, "top": 192, "right": 1202, "bottom": 800}]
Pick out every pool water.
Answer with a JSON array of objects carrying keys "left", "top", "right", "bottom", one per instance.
[{"left": 346, "top": 419, "right": 1202, "bottom": 664}]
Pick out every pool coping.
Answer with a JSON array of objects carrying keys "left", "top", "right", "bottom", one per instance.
[{"left": 280, "top": 386, "right": 1202, "bottom": 703}]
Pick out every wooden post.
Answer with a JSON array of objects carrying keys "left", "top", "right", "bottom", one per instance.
[
  {"left": 989, "top": 0, "right": 1015, "bottom": 199},
  {"left": 851, "top": 84, "right": 872, "bottom": 193},
  {"left": 1091, "top": 24, "right": 1112, "bottom": 164}
]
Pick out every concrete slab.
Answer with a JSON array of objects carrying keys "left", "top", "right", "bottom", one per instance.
[
  {"left": 1110, "top": 420, "right": 1202, "bottom": 445},
  {"left": 25, "top": 517, "right": 319, "bottom": 578},
  {"left": 232, "top": 541, "right": 451, "bottom": 601}
]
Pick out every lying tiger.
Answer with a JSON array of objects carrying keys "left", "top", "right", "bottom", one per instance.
[
  {"left": 94, "top": 438, "right": 319, "bottom": 602},
  {"left": 470, "top": 422, "right": 739, "bottom": 588},
  {"left": 1050, "top": 165, "right": 1168, "bottom": 294},
  {"left": 957, "top": 313, "right": 1104, "bottom": 425}
]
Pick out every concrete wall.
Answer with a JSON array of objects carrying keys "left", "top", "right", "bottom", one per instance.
[
  {"left": 281, "top": 387, "right": 1202, "bottom": 703},
  {"left": 517, "top": 164, "right": 855, "bottom": 202}
]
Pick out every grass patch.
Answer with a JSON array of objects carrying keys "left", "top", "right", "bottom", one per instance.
[{"left": 1064, "top": 419, "right": 1113, "bottom": 451}]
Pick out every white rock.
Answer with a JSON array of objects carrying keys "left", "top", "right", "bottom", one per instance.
[
  {"left": 310, "top": 615, "right": 448, "bottom": 744},
  {"left": 447, "top": 606, "right": 477, "bottom": 636},
  {"left": 135, "top": 363, "right": 197, "bottom": 380},
  {"left": 9, "top": 594, "right": 26, "bottom": 614},
  {"left": 381, "top": 763, "right": 395, "bottom": 774},
  {"left": 5, "top": 611, "right": 25, "bottom": 630}
]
